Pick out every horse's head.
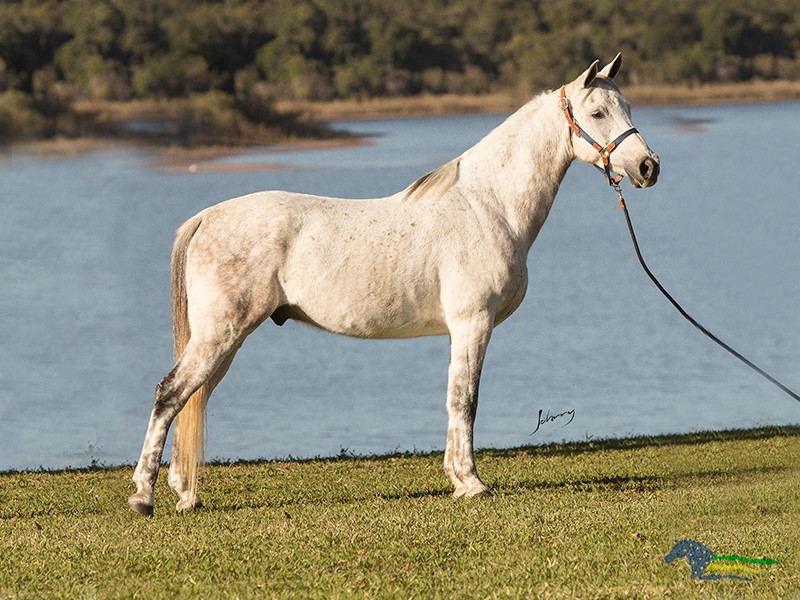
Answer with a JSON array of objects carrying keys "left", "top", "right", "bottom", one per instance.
[{"left": 562, "top": 53, "right": 660, "bottom": 189}]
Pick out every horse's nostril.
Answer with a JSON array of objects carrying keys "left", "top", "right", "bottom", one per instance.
[{"left": 640, "top": 158, "right": 659, "bottom": 181}]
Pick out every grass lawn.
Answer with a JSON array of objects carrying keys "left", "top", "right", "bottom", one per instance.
[{"left": 1, "top": 426, "right": 798, "bottom": 598}]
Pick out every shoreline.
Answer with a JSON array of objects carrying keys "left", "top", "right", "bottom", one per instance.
[
  {"left": 13, "top": 79, "right": 800, "bottom": 164},
  {"left": 277, "top": 79, "right": 800, "bottom": 120},
  {"left": 2, "top": 424, "right": 796, "bottom": 475}
]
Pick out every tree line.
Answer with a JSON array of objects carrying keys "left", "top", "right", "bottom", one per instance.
[{"left": 2, "top": 0, "right": 800, "bottom": 143}]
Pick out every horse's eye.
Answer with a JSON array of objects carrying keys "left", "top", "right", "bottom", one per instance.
[{"left": 591, "top": 110, "right": 605, "bottom": 119}]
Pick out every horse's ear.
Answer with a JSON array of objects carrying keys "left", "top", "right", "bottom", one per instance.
[
  {"left": 576, "top": 60, "right": 599, "bottom": 88},
  {"left": 599, "top": 53, "right": 622, "bottom": 79}
]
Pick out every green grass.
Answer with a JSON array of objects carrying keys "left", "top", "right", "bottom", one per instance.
[{"left": 1, "top": 426, "right": 798, "bottom": 599}]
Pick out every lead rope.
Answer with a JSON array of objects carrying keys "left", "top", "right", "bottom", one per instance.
[
  {"left": 561, "top": 85, "right": 799, "bottom": 402},
  {"left": 614, "top": 186, "right": 800, "bottom": 403}
]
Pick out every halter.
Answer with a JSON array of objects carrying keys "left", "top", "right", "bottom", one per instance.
[{"left": 559, "top": 86, "right": 639, "bottom": 188}]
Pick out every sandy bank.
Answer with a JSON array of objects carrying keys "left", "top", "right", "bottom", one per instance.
[{"left": 13, "top": 80, "right": 800, "bottom": 169}]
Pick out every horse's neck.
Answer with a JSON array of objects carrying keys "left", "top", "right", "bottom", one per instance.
[{"left": 460, "top": 90, "right": 573, "bottom": 247}]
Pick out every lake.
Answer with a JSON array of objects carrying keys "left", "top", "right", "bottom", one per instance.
[{"left": 2, "top": 100, "right": 799, "bottom": 472}]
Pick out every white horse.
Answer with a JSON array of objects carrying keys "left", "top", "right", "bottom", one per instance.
[{"left": 129, "top": 54, "right": 659, "bottom": 516}]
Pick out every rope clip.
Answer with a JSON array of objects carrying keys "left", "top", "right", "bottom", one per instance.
[{"left": 613, "top": 185, "right": 625, "bottom": 209}]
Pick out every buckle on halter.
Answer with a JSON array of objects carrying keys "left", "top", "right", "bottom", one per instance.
[{"left": 560, "top": 96, "right": 570, "bottom": 112}]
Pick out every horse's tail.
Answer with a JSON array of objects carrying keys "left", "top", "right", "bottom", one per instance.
[{"left": 170, "top": 215, "right": 206, "bottom": 503}]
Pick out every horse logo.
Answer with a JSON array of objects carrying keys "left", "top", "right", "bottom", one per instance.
[{"left": 665, "top": 540, "right": 777, "bottom": 581}]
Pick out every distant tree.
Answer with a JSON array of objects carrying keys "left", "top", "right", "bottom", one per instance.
[{"left": 2, "top": 0, "right": 800, "bottom": 141}]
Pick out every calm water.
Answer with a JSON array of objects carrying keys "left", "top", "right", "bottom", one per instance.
[{"left": 2, "top": 101, "right": 799, "bottom": 471}]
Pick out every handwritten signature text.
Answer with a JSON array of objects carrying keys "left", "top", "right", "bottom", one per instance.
[{"left": 531, "top": 408, "right": 576, "bottom": 435}]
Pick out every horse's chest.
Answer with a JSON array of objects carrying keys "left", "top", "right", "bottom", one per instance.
[
  {"left": 444, "top": 238, "right": 527, "bottom": 319},
  {"left": 494, "top": 264, "right": 528, "bottom": 323}
]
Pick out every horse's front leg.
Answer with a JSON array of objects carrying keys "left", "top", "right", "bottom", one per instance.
[{"left": 443, "top": 311, "right": 493, "bottom": 498}]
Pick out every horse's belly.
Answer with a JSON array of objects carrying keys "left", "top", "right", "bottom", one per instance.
[
  {"left": 281, "top": 229, "right": 447, "bottom": 338},
  {"left": 272, "top": 300, "right": 448, "bottom": 339},
  {"left": 277, "top": 266, "right": 447, "bottom": 338}
]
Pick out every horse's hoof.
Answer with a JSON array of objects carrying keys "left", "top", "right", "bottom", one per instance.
[
  {"left": 128, "top": 496, "right": 154, "bottom": 517},
  {"left": 465, "top": 487, "right": 493, "bottom": 499},
  {"left": 452, "top": 483, "right": 492, "bottom": 499},
  {"left": 176, "top": 497, "right": 203, "bottom": 513}
]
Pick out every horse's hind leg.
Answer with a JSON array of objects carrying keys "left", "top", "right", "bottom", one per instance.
[
  {"left": 167, "top": 345, "right": 239, "bottom": 510},
  {"left": 443, "top": 311, "right": 494, "bottom": 498},
  {"left": 128, "top": 337, "right": 238, "bottom": 516}
]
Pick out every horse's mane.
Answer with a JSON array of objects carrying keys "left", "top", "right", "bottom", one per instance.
[
  {"left": 402, "top": 86, "right": 575, "bottom": 204},
  {"left": 403, "top": 77, "right": 625, "bottom": 205},
  {"left": 403, "top": 158, "right": 460, "bottom": 202}
]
